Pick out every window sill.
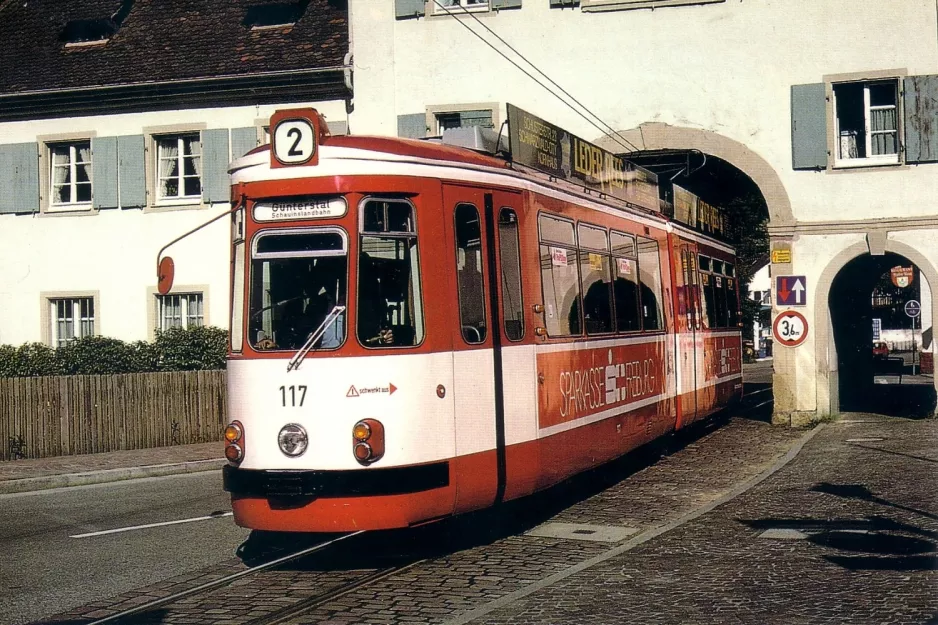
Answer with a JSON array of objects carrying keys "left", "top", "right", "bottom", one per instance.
[
  {"left": 831, "top": 157, "right": 902, "bottom": 171},
  {"left": 43, "top": 204, "right": 96, "bottom": 216},
  {"left": 147, "top": 199, "right": 205, "bottom": 213},
  {"left": 431, "top": 5, "right": 490, "bottom": 16},
  {"left": 581, "top": 0, "right": 724, "bottom": 12}
]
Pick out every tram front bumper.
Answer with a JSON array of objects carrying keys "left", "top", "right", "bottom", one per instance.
[{"left": 222, "top": 462, "right": 450, "bottom": 498}]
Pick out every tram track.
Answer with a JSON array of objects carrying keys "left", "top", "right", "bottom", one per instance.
[{"left": 82, "top": 530, "right": 404, "bottom": 625}]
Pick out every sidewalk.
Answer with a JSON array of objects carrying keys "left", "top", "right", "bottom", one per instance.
[{"left": 0, "top": 441, "right": 225, "bottom": 494}]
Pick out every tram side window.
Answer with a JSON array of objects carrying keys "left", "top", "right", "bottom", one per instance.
[
  {"left": 712, "top": 259, "right": 729, "bottom": 328},
  {"left": 454, "top": 203, "right": 487, "bottom": 344},
  {"left": 499, "top": 208, "right": 524, "bottom": 341},
  {"left": 725, "top": 263, "right": 740, "bottom": 327},
  {"left": 358, "top": 199, "right": 425, "bottom": 347},
  {"left": 698, "top": 255, "right": 715, "bottom": 329},
  {"left": 637, "top": 237, "right": 664, "bottom": 331},
  {"left": 538, "top": 214, "right": 580, "bottom": 336},
  {"left": 611, "top": 231, "right": 641, "bottom": 333},
  {"left": 578, "top": 224, "right": 613, "bottom": 335}
]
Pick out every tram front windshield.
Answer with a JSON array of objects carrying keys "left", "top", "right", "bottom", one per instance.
[{"left": 249, "top": 230, "right": 347, "bottom": 351}]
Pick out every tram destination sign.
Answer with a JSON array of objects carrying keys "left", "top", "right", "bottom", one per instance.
[
  {"left": 506, "top": 104, "right": 659, "bottom": 210},
  {"left": 253, "top": 196, "right": 347, "bottom": 221}
]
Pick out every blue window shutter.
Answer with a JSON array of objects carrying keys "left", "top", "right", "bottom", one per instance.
[
  {"left": 117, "top": 135, "right": 146, "bottom": 208},
  {"left": 231, "top": 127, "right": 259, "bottom": 160},
  {"left": 201, "top": 129, "right": 230, "bottom": 204},
  {"left": 459, "top": 110, "right": 494, "bottom": 128},
  {"left": 398, "top": 113, "right": 427, "bottom": 139},
  {"left": 492, "top": 0, "right": 522, "bottom": 8},
  {"left": 0, "top": 143, "right": 39, "bottom": 214},
  {"left": 395, "top": 0, "right": 425, "bottom": 19},
  {"left": 91, "top": 136, "right": 118, "bottom": 209},
  {"left": 904, "top": 75, "right": 938, "bottom": 164},
  {"left": 791, "top": 83, "right": 828, "bottom": 170}
]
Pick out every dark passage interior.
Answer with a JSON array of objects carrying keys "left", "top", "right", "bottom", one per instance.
[{"left": 830, "top": 253, "right": 936, "bottom": 417}]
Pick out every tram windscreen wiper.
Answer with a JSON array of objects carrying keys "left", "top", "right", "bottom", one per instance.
[{"left": 286, "top": 305, "right": 346, "bottom": 372}]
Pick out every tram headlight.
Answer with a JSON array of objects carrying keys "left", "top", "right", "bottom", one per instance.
[
  {"left": 278, "top": 424, "right": 309, "bottom": 457},
  {"left": 225, "top": 444, "right": 243, "bottom": 463},
  {"left": 224, "top": 420, "right": 244, "bottom": 465},
  {"left": 352, "top": 419, "right": 385, "bottom": 465},
  {"left": 224, "top": 423, "right": 243, "bottom": 443}
]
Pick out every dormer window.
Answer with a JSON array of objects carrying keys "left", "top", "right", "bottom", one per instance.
[
  {"left": 59, "top": 1, "right": 134, "bottom": 47},
  {"left": 243, "top": 1, "right": 309, "bottom": 30},
  {"left": 60, "top": 18, "right": 118, "bottom": 46}
]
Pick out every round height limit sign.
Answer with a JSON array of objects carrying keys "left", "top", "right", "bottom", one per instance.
[{"left": 773, "top": 310, "right": 809, "bottom": 347}]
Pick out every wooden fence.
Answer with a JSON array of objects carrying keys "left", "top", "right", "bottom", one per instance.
[{"left": 0, "top": 370, "right": 226, "bottom": 461}]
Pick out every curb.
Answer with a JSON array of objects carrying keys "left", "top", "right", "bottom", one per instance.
[{"left": 0, "top": 458, "right": 226, "bottom": 495}]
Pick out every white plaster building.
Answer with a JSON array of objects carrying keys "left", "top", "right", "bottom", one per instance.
[
  {"left": 0, "top": 0, "right": 351, "bottom": 346},
  {"left": 347, "top": 0, "right": 938, "bottom": 421},
  {"left": 1, "top": 0, "right": 935, "bottom": 421}
]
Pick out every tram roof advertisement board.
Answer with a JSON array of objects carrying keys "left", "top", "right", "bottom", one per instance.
[{"left": 506, "top": 104, "right": 659, "bottom": 211}]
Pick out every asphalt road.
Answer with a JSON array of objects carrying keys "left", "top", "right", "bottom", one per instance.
[{"left": 0, "top": 471, "right": 249, "bottom": 625}]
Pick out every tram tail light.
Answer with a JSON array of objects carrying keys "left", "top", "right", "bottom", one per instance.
[
  {"left": 224, "top": 421, "right": 244, "bottom": 464},
  {"left": 352, "top": 419, "right": 385, "bottom": 465}
]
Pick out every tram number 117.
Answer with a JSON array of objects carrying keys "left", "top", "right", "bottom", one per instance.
[{"left": 280, "top": 385, "right": 307, "bottom": 407}]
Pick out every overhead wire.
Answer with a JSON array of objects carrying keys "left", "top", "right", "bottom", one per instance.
[{"left": 430, "top": 0, "right": 641, "bottom": 154}]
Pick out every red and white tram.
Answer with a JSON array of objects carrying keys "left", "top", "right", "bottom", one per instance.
[{"left": 207, "top": 106, "right": 742, "bottom": 532}]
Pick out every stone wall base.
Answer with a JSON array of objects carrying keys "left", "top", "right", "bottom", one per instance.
[{"left": 772, "top": 411, "right": 819, "bottom": 428}]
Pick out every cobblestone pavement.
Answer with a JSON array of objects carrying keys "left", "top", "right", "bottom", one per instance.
[
  {"left": 34, "top": 398, "right": 806, "bottom": 625},
  {"left": 469, "top": 416, "right": 938, "bottom": 625}
]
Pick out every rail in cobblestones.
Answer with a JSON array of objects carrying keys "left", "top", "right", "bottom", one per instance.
[{"left": 85, "top": 531, "right": 370, "bottom": 625}]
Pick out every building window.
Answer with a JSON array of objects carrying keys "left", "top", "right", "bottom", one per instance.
[
  {"left": 833, "top": 80, "right": 899, "bottom": 166},
  {"left": 435, "top": 110, "right": 494, "bottom": 135},
  {"left": 50, "top": 297, "right": 95, "bottom": 347},
  {"left": 157, "top": 293, "right": 204, "bottom": 331},
  {"left": 434, "top": 0, "right": 489, "bottom": 14},
  {"left": 49, "top": 141, "right": 92, "bottom": 209},
  {"left": 156, "top": 133, "right": 201, "bottom": 201}
]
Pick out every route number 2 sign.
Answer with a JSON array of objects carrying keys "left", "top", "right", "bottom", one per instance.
[{"left": 773, "top": 310, "right": 808, "bottom": 347}]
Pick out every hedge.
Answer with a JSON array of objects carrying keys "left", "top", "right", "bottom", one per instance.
[{"left": 0, "top": 326, "right": 228, "bottom": 378}]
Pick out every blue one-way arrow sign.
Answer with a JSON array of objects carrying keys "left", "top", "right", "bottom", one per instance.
[{"left": 776, "top": 276, "right": 807, "bottom": 306}]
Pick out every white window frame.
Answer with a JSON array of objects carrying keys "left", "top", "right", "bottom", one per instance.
[
  {"left": 45, "top": 296, "right": 96, "bottom": 347},
  {"left": 156, "top": 292, "right": 205, "bottom": 332},
  {"left": 832, "top": 80, "right": 901, "bottom": 169},
  {"left": 48, "top": 141, "right": 93, "bottom": 210},
  {"left": 426, "top": 103, "right": 500, "bottom": 137},
  {"left": 432, "top": 0, "right": 490, "bottom": 15},
  {"left": 154, "top": 132, "right": 202, "bottom": 205},
  {"left": 580, "top": 0, "right": 724, "bottom": 11}
]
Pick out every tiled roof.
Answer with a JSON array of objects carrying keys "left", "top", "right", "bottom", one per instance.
[{"left": 0, "top": 0, "right": 349, "bottom": 94}]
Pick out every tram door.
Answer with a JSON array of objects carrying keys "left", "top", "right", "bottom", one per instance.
[
  {"left": 677, "top": 243, "right": 699, "bottom": 427},
  {"left": 443, "top": 184, "right": 521, "bottom": 514}
]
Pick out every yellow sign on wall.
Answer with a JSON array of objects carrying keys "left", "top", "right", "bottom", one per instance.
[{"left": 772, "top": 248, "right": 792, "bottom": 264}]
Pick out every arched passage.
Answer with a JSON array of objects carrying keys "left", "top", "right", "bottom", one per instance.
[
  {"left": 815, "top": 241, "right": 938, "bottom": 416},
  {"left": 594, "top": 122, "right": 794, "bottom": 227}
]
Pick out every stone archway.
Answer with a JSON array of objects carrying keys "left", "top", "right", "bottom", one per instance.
[
  {"left": 594, "top": 122, "right": 794, "bottom": 227},
  {"left": 814, "top": 238, "right": 938, "bottom": 416}
]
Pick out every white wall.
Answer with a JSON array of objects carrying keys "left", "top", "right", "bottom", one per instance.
[
  {"left": 349, "top": 0, "right": 938, "bottom": 225},
  {"left": 0, "top": 100, "right": 347, "bottom": 345}
]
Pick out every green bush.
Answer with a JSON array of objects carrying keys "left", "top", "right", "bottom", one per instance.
[
  {"left": 154, "top": 326, "right": 228, "bottom": 371},
  {"left": 0, "top": 327, "right": 227, "bottom": 378}
]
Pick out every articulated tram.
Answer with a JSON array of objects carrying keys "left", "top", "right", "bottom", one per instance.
[{"left": 206, "top": 106, "right": 741, "bottom": 532}]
